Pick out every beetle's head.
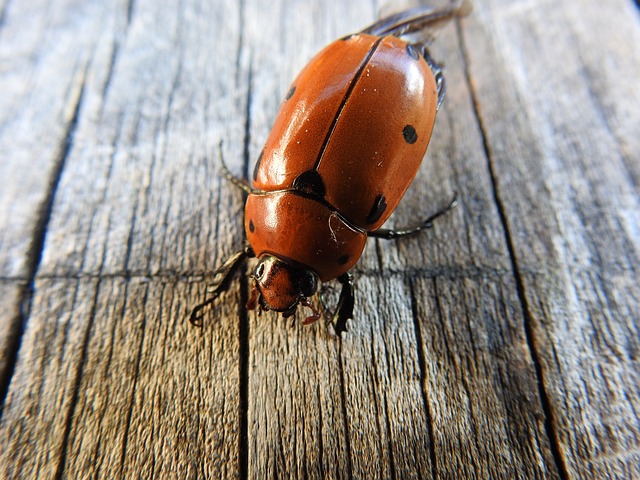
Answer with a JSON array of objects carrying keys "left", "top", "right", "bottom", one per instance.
[{"left": 247, "top": 255, "right": 321, "bottom": 324}]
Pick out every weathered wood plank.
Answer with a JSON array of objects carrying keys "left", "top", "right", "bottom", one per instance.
[
  {"left": 0, "top": 278, "right": 243, "bottom": 478},
  {"left": 413, "top": 275, "right": 558, "bottom": 478},
  {"left": 0, "top": 0, "right": 112, "bottom": 278},
  {"left": 0, "top": 0, "right": 122, "bottom": 417},
  {"left": 0, "top": 0, "right": 638, "bottom": 478},
  {"left": 248, "top": 312, "right": 350, "bottom": 479},
  {"left": 1, "top": 0, "right": 247, "bottom": 477},
  {"left": 0, "top": 278, "right": 101, "bottom": 478},
  {"left": 35, "top": 0, "right": 247, "bottom": 278},
  {"left": 462, "top": 0, "right": 640, "bottom": 477}
]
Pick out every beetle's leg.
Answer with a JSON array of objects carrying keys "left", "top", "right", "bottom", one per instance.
[
  {"left": 189, "top": 244, "right": 255, "bottom": 327},
  {"left": 359, "top": 1, "right": 467, "bottom": 111},
  {"left": 360, "top": 1, "right": 471, "bottom": 43},
  {"left": 421, "top": 48, "right": 446, "bottom": 110},
  {"left": 369, "top": 192, "right": 457, "bottom": 240},
  {"left": 319, "top": 283, "right": 337, "bottom": 313},
  {"left": 332, "top": 273, "right": 355, "bottom": 336}
]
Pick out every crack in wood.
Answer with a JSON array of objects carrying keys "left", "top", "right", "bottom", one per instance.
[
  {"left": 409, "top": 278, "right": 439, "bottom": 479},
  {"left": 455, "top": 19, "right": 571, "bottom": 480},
  {"left": 0, "top": 0, "right": 10, "bottom": 31},
  {"left": 238, "top": 272, "right": 250, "bottom": 480},
  {"left": 0, "top": 66, "right": 87, "bottom": 419},
  {"left": 30, "top": 264, "right": 516, "bottom": 284},
  {"left": 238, "top": 54, "right": 252, "bottom": 480},
  {"left": 54, "top": 278, "right": 102, "bottom": 480},
  {"left": 337, "top": 342, "right": 354, "bottom": 480},
  {"left": 116, "top": 281, "right": 149, "bottom": 478},
  {"left": 125, "top": 0, "right": 135, "bottom": 27}
]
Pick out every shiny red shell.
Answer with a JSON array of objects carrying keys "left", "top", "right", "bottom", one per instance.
[{"left": 245, "top": 33, "right": 438, "bottom": 282}]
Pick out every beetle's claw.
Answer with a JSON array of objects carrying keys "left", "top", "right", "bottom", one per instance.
[
  {"left": 188, "top": 245, "right": 253, "bottom": 329},
  {"left": 301, "top": 298, "right": 322, "bottom": 325},
  {"left": 331, "top": 306, "right": 352, "bottom": 336},
  {"left": 189, "top": 297, "right": 217, "bottom": 327},
  {"left": 189, "top": 312, "right": 204, "bottom": 328}
]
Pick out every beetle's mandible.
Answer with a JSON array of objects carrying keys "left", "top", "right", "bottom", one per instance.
[{"left": 190, "top": 2, "right": 470, "bottom": 334}]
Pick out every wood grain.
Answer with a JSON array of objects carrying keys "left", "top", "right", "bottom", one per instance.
[
  {"left": 462, "top": 0, "right": 640, "bottom": 477},
  {"left": 0, "top": 0, "right": 638, "bottom": 478}
]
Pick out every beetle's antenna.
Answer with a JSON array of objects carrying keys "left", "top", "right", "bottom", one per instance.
[{"left": 218, "top": 140, "right": 256, "bottom": 194}]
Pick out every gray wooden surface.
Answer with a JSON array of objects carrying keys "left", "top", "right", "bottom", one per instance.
[{"left": 1, "top": 0, "right": 639, "bottom": 478}]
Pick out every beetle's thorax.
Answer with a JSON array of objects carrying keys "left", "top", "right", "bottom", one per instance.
[{"left": 245, "top": 192, "right": 367, "bottom": 283}]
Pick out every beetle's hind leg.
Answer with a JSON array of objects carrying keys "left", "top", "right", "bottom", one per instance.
[
  {"left": 189, "top": 244, "right": 255, "bottom": 327},
  {"left": 421, "top": 48, "right": 446, "bottom": 110},
  {"left": 360, "top": 1, "right": 471, "bottom": 43},
  {"left": 369, "top": 192, "right": 457, "bottom": 240}
]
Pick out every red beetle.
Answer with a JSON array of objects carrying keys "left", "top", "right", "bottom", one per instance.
[{"left": 191, "top": 3, "right": 469, "bottom": 334}]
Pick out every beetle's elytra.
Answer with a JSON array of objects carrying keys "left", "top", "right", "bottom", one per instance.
[{"left": 191, "top": 2, "right": 470, "bottom": 334}]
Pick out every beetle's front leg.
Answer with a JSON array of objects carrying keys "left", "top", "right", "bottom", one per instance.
[
  {"left": 332, "top": 273, "right": 355, "bottom": 336},
  {"left": 189, "top": 244, "right": 255, "bottom": 327}
]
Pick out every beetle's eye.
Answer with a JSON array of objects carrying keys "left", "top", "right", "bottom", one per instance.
[
  {"left": 255, "top": 262, "right": 265, "bottom": 279},
  {"left": 300, "top": 271, "right": 318, "bottom": 298}
]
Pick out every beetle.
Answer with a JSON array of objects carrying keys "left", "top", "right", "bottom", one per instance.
[{"left": 190, "top": 2, "right": 469, "bottom": 334}]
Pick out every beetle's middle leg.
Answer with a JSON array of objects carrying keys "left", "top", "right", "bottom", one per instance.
[{"left": 369, "top": 192, "right": 457, "bottom": 240}]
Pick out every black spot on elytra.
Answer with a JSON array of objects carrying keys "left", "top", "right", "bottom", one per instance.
[
  {"left": 249, "top": 219, "right": 255, "bottom": 233},
  {"left": 337, "top": 254, "right": 349, "bottom": 265},
  {"left": 293, "top": 170, "right": 326, "bottom": 197},
  {"left": 285, "top": 85, "right": 296, "bottom": 101},
  {"left": 253, "top": 149, "right": 264, "bottom": 181},
  {"left": 403, "top": 125, "right": 417, "bottom": 144},
  {"left": 367, "top": 194, "right": 387, "bottom": 224},
  {"left": 406, "top": 44, "right": 419, "bottom": 60}
]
